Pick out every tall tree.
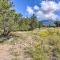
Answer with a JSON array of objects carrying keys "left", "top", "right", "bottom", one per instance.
[
  {"left": 0, "top": 0, "right": 15, "bottom": 36},
  {"left": 18, "top": 17, "right": 31, "bottom": 31},
  {"left": 38, "top": 21, "right": 43, "bottom": 29},
  {"left": 54, "top": 21, "right": 60, "bottom": 27},
  {"left": 30, "top": 14, "right": 38, "bottom": 30}
]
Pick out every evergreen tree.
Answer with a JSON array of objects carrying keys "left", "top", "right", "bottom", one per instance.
[
  {"left": 30, "top": 14, "right": 38, "bottom": 30},
  {"left": 54, "top": 21, "right": 60, "bottom": 27},
  {"left": 0, "top": 0, "right": 15, "bottom": 36}
]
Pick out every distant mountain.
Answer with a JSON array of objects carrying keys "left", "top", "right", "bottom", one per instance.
[{"left": 41, "top": 20, "right": 54, "bottom": 26}]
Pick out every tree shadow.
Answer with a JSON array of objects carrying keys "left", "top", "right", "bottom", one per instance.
[{"left": 0, "top": 34, "right": 12, "bottom": 43}]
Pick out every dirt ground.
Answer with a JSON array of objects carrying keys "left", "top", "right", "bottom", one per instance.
[{"left": 0, "top": 35, "right": 33, "bottom": 60}]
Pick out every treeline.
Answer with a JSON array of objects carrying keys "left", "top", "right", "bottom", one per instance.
[
  {"left": 0, "top": 0, "right": 43, "bottom": 36},
  {"left": 0, "top": 0, "right": 60, "bottom": 36},
  {"left": 17, "top": 14, "right": 43, "bottom": 31},
  {"left": 54, "top": 21, "right": 60, "bottom": 27}
]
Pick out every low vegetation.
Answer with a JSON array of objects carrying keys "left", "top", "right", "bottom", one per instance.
[
  {"left": 28, "top": 28, "right": 60, "bottom": 60},
  {"left": 0, "top": 28, "right": 60, "bottom": 60},
  {"left": 0, "top": 0, "right": 60, "bottom": 60}
]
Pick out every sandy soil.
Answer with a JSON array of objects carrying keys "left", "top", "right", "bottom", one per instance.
[{"left": 0, "top": 35, "right": 33, "bottom": 60}]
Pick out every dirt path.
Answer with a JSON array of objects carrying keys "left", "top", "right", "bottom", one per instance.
[
  {"left": 0, "top": 36, "right": 33, "bottom": 60},
  {"left": 0, "top": 44, "right": 12, "bottom": 60}
]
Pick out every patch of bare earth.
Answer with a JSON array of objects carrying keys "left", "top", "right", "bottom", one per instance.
[
  {"left": 0, "top": 44, "right": 12, "bottom": 60},
  {"left": 0, "top": 33, "right": 34, "bottom": 60}
]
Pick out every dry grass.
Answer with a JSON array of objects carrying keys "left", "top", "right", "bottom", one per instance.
[{"left": 0, "top": 28, "right": 60, "bottom": 60}]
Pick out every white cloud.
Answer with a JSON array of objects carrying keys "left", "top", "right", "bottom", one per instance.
[
  {"left": 36, "top": 10, "right": 59, "bottom": 20},
  {"left": 26, "top": 6, "right": 34, "bottom": 15},
  {"left": 26, "top": 1, "right": 60, "bottom": 20},
  {"left": 36, "top": 11, "right": 46, "bottom": 20},
  {"left": 37, "top": 1, "right": 60, "bottom": 20},
  {"left": 41, "top": 1, "right": 60, "bottom": 12},
  {"left": 34, "top": 5, "right": 39, "bottom": 10}
]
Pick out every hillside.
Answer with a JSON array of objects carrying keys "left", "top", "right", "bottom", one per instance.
[
  {"left": 41, "top": 20, "right": 54, "bottom": 26},
  {"left": 0, "top": 28, "right": 60, "bottom": 60},
  {"left": 0, "top": 0, "right": 60, "bottom": 60}
]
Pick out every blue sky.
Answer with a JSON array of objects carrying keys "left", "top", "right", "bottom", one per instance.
[
  {"left": 11, "top": 0, "right": 60, "bottom": 20},
  {"left": 11, "top": 0, "right": 41, "bottom": 16}
]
